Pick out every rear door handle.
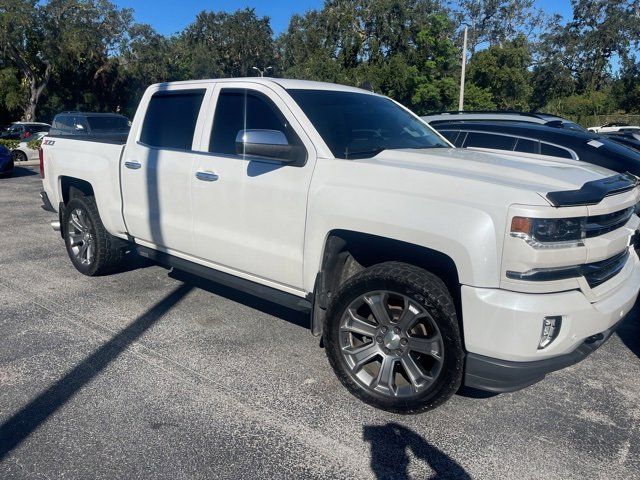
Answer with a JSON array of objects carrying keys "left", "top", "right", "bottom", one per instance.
[
  {"left": 195, "top": 171, "right": 219, "bottom": 182},
  {"left": 124, "top": 161, "right": 141, "bottom": 170}
]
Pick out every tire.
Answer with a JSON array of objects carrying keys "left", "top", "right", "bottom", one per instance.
[
  {"left": 11, "top": 150, "right": 27, "bottom": 162},
  {"left": 63, "top": 195, "right": 125, "bottom": 276},
  {"left": 323, "top": 261, "right": 464, "bottom": 414}
]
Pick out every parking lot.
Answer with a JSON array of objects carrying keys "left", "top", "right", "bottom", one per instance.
[{"left": 0, "top": 164, "right": 638, "bottom": 479}]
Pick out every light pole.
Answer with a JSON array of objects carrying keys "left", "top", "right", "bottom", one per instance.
[
  {"left": 252, "top": 66, "right": 272, "bottom": 77},
  {"left": 459, "top": 26, "right": 468, "bottom": 111}
]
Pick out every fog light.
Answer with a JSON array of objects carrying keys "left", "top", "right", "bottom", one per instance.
[{"left": 538, "top": 316, "right": 562, "bottom": 349}]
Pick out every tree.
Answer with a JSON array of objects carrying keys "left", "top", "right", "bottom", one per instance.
[
  {"left": 0, "top": 0, "right": 131, "bottom": 121},
  {"left": 544, "top": 0, "right": 640, "bottom": 92},
  {"left": 278, "top": 1, "right": 460, "bottom": 112},
  {"left": 450, "top": 0, "right": 550, "bottom": 55},
  {"left": 613, "top": 59, "right": 640, "bottom": 113},
  {"left": 466, "top": 35, "right": 532, "bottom": 110},
  {"left": 176, "top": 9, "right": 276, "bottom": 79}
]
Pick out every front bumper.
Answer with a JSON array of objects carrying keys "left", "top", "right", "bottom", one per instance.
[
  {"left": 464, "top": 318, "right": 622, "bottom": 392},
  {"left": 461, "top": 248, "right": 640, "bottom": 391}
]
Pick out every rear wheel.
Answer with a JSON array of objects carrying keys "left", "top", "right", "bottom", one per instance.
[
  {"left": 63, "top": 195, "right": 125, "bottom": 276},
  {"left": 323, "top": 262, "right": 463, "bottom": 414},
  {"left": 11, "top": 150, "right": 27, "bottom": 162}
]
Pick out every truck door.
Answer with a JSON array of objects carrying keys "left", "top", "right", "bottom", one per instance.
[
  {"left": 121, "top": 87, "right": 208, "bottom": 254},
  {"left": 190, "top": 82, "right": 316, "bottom": 292}
]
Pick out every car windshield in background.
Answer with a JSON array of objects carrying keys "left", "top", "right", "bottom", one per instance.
[
  {"left": 22, "top": 133, "right": 45, "bottom": 143},
  {"left": 287, "top": 89, "right": 449, "bottom": 159},
  {"left": 87, "top": 116, "right": 130, "bottom": 133}
]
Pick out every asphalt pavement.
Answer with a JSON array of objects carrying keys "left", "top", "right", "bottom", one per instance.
[{"left": 1, "top": 164, "right": 639, "bottom": 479}]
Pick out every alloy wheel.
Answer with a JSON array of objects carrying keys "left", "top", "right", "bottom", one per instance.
[
  {"left": 338, "top": 290, "right": 445, "bottom": 398},
  {"left": 67, "top": 208, "right": 95, "bottom": 266}
]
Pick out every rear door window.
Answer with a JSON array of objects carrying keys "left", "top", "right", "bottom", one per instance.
[
  {"left": 540, "top": 142, "right": 574, "bottom": 159},
  {"left": 514, "top": 138, "right": 539, "bottom": 154},
  {"left": 463, "top": 132, "right": 516, "bottom": 150},
  {"left": 140, "top": 89, "right": 205, "bottom": 150}
]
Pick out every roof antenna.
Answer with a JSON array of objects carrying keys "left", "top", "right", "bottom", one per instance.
[{"left": 359, "top": 81, "right": 374, "bottom": 92}]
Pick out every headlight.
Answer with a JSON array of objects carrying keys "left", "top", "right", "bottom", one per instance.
[{"left": 511, "top": 216, "right": 585, "bottom": 247}]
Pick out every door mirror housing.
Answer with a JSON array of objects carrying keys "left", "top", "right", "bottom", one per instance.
[{"left": 235, "top": 129, "right": 304, "bottom": 164}]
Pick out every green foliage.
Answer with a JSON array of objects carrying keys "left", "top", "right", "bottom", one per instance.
[
  {"left": 467, "top": 35, "right": 532, "bottom": 110},
  {"left": 176, "top": 9, "right": 275, "bottom": 79},
  {"left": 463, "top": 84, "right": 496, "bottom": 110},
  {"left": 544, "top": 90, "right": 617, "bottom": 124},
  {"left": 27, "top": 138, "right": 42, "bottom": 151},
  {"left": 278, "top": 1, "right": 460, "bottom": 113},
  {"left": 0, "top": 139, "right": 19, "bottom": 150}
]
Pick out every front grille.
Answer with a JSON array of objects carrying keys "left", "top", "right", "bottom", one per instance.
[
  {"left": 585, "top": 207, "right": 634, "bottom": 238},
  {"left": 582, "top": 250, "right": 629, "bottom": 288}
]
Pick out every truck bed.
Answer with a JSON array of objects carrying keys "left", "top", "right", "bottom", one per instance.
[{"left": 41, "top": 135, "right": 128, "bottom": 238}]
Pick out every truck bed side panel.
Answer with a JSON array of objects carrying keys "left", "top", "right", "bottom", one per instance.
[{"left": 43, "top": 137, "right": 127, "bottom": 237}]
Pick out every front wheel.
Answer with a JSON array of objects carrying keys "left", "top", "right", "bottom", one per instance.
[
  {"left": 323, "top": 262, "right": 464, "bottom": 414},
  {"left": 63, "top": 195, "right": 125, "bottom": 276}
]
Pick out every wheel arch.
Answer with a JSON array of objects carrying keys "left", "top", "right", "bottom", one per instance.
[
  {"left": 59, "top": 176, "right": 95, "bottom": 205},
  {"left": 311, "top": 230, "right": 462, "bottom": 337}
]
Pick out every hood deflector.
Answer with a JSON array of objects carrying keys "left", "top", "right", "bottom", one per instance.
[{"left": 546, "top": 173, "right": 638, "bottom": 207}]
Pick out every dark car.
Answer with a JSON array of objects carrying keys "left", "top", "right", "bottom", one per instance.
[
  {"left": 0, "top": 144, "right": 14, "bottom": 177},
  {"left": 423, "top": 118, "right": 640, "bottom": 176},
  {"left": 49, "top": 112, "right": 130, "bottom": 141},
  {"left": 1, "top": 122, "right": 51, "bottom": 140}
]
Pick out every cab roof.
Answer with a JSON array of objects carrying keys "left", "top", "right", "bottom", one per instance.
[{"left": 150, "top": 77, "right": 375, "bottom": 95}]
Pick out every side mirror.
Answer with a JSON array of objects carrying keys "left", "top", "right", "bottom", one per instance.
[{"left": 235, "top": 129, "right": 303, "bottom": 163}]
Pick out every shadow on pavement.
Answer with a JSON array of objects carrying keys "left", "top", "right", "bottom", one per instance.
[
  {"left": 617, "top": 298, "right": 640, "bottom": 359},
  {"left": 7, "top": 166, "right": 38, "bottom": 178},
  {"left": 456, "top": 386, "right": 498, "bottom": 399},
  {"left": 0, "top": 283, "right": 192, "bottom": 461},
  {"left": 364, "top": 423, "right": 471, "bottom": 479},
  {"left": 168, "top": 269, "right": 310, "bottom": 330}
]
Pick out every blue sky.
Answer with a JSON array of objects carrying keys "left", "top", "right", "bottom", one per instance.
[{"left": 112, "top": 0, "right": 573, "bottom": 36}]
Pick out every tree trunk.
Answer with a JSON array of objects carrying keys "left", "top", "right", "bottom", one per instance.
[{"left": 21, "top": 64, "right": 51, "bottom": 122}]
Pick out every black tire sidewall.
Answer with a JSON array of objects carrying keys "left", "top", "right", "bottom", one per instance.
[{"left": 324, "top": 266, "right": 464, "bottom": 414}]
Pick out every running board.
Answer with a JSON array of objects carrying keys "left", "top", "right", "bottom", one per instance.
[{"left": 135, "top": 245, "right": 313, "bottom": 313}]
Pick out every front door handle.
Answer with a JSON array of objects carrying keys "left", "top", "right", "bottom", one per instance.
[
  {"left": 195, "top": 171, "right": 219, "bottom": 182},
  {"left": 124, "top": 161, "right": 141, "bottom": 170}
]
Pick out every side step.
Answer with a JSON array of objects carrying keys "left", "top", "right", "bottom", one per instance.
[{"left": 135, "top": 245, "right": 313, "bottom": 313}]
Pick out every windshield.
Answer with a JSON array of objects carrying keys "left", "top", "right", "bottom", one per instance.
[
  {"left": 86, "top": 116, "right": 130, "bottom": 133},
  {"left": 22, "top": 132, "right": 45, "bottom": 142},
  {"left": 287, "top": 89, "right": 449, "bottom": 159}
]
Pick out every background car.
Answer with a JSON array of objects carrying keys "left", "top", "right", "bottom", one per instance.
[
  {"left": 49, "top": 112, "right": 130, "bottom": 141},
  {"left": 0, "top": 122, "right": 51, "bottom": 140},
  {"left": 11, "top": 131, "right": 47, "bottom": 162},
  {"left": 0, "top": 144, "right": 14, "bottom": 177},
  {"left": 424, "top": 110, "right": 587, "bottom": 132},
  {"left": 422, "top": 117, "right": 640, "bottom": 176},
  {"left": 588, "top": 122, "right": 640, "bottom": 133}
]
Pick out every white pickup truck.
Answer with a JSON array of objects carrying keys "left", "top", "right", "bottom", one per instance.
[{"left": 40, "top": 78, "right": 640, "bottom": 413}]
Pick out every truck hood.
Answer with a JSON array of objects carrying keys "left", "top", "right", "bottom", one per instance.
[{"left": 361, "top": 147, "right": 614, "bottom": 200}]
